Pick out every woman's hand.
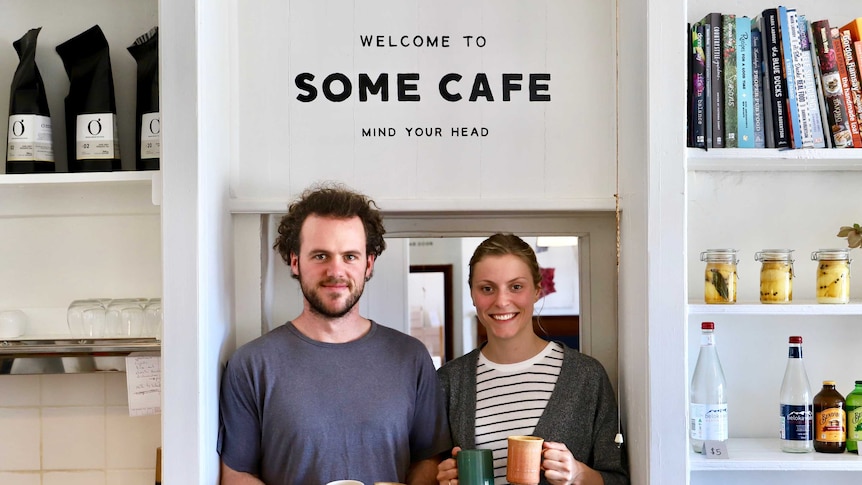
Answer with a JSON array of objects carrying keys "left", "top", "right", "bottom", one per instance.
[
  {"left": 541, "top": 441, "right": 603, "bottom": 485},
  {"left": 435, "top": 446, "right": 461, "bottom": 485}
]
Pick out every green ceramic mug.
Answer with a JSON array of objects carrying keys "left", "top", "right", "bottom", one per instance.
[{"left": 457, "top": 449, "right": 494, "bottom": 485}]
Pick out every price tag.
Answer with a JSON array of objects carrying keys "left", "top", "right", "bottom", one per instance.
[{"left": 702, "top": 441, "right": 729, "bottom": 459}]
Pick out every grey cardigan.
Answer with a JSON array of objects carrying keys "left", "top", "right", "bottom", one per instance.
[{"left": 437, "top": 344, "right": 629, "bottom": 485}]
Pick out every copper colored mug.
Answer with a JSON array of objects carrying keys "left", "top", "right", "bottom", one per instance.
[{"left": 506, "top": 435, "right": 544, "bottom": 485}]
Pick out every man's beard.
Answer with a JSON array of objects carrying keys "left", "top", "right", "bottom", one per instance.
[{"left": 298, "top": 267, "right": 366, "bottom": 319}]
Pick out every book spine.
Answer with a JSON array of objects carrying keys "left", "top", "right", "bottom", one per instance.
[
  {"left": 762, "top": 9, "right": 791, "bottom": 148},
  {"left": 700, "top": 20, "right": 713, "bottom": 147},
  {"left": 736, "top": 17, "right": 755, "bottom": 147},
  {"left": 840, "top": 29, "right": 862, "bottom": 144},
  {"left": 787, "top": 10, "right": 815, "bottom": 148},
  {"left": 779, "top": 6, "right": 802, "bottom": 148},
  {"left": 799, "top": 16, "right": 827, "bottom": 148},
  {"left": 750, "top": 26, "right": 766, "bottom": 148},
  {"left": 690, "top": 25, "right": 707, "bottom": 148},
  {"left": 706, "top": 13, "right": 725, "bottom": 147},
  {"left": 810, "top": 20, "right": 853, "bottom": 148},
  {"left": 723, "top": 14, "right": 738, "bottom": 147},
  {"left": 833, "top": 26, "right": 862, "bottom": 147}
]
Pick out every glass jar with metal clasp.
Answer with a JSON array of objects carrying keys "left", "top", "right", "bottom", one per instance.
[
  {"left": 700, "top": 249, "right": 738, "bottom": 304},
  {"left": 755, "top": 249, "right": 794, "bottom": 304},
  {"left": 811, "top": 249, "right": 851, "bottom": 304}
]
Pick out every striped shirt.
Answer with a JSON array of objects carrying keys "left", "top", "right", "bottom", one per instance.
[{"left": 474, "top": 341, "right": 563, "bottom": 485}]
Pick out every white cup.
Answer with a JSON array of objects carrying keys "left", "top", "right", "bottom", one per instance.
[
  {"left": 326, "top": 481, "right": 365, "bottom": 485},
  {"left": 0, "top": 310, "right": 28, "bottom": 339}
]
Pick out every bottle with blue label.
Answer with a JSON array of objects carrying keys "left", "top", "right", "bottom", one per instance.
[{"left": 779, "top": 335, "right": 813, "bottom": 453}]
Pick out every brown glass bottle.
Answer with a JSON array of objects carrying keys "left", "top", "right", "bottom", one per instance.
[{"left": 814, "top": 380, "right": 847, "bottom": 453}]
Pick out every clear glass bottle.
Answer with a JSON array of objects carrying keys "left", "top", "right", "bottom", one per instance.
[
  {"left": 814, "top": 380, "right": 846, "bottom": 453},
  {"left": 846, "top": 381, "right": 862, "bottom": 454},
  {"left": 690, "top": 321, "right": 728, "bottom": 453},
  {"left": 755, "top": 249, "right": 794, "bottom": 303},
  {"left": 779, "top": 336, "right": 813, "bottom": 453},
  {"left": 810, "top": 249, "right": 851, "bottom": 304},
  {"left": 700, "top": 249, "right": 738, "bottom": 304}
]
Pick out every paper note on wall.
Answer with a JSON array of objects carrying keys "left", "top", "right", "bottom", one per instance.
[{"left": 125, "top": 352, "right": 161, "bottom": 416}]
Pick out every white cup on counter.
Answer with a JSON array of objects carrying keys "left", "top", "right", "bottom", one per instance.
[{"left": 0, "top": 309, "right": 28, "bottom": 339}]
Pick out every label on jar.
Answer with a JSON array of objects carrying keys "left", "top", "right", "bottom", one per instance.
[
  {"left": 815, "top": 407, "right": 846, "bottom": 443},
  {"left": 780, "top": 404, "right": 813, "bottom": 440},
  {"left": 690, "top": 403, "right": 728, "bottom": 440},
  {"left": 76, "top": 113, "right": 120, "bottom": 160},
  {"left": 7, "top": 114, "right": 54, "bottom": 162}
]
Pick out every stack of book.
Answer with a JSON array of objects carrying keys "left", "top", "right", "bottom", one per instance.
[{"left": 687, "top": 8, "right": 862, "bottom": 149}]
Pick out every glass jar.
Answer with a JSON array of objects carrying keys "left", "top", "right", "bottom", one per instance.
[
  {"left": 755, "top": 249, "right": 794, "bottom": 303},
  {"left": 700, "top": 249, "right": 738, "bottom": 304},
  {"left": 811, "top": 249, "right": 851, "bottom": 304}
]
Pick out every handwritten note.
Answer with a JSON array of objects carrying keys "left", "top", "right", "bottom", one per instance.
[{"left": 125, "top": 352, "right": 161, "bottom": 417}]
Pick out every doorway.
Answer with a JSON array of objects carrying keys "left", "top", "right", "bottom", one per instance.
[{"left": 408, "top": 264, "right": 454, "bottom": 367}]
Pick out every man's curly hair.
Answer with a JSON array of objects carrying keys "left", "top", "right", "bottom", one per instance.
[{"left": 273, "top": 182, "right": 387, "bottom": 267}]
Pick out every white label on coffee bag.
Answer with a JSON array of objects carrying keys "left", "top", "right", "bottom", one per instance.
[
  {"left": 141, "top": 112, "right": 161, "bottom": 159},
  {"left": 7, "top": 114, "right": 54, "bottom": 162},
  {"left": 76, "top": 113, "right": 120, "bottom": 159}
]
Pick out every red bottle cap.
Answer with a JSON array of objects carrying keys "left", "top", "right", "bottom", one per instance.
[
  {"left": 701, "top": 322, "right": 714, "bottom": 330},
  {"left": 789, "top": 336, "right": 802, "bottom": 343}
]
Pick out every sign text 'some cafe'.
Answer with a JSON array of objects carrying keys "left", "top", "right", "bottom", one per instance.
[{"left": 289, "top": 22, "right": 557, "bottom": 140}]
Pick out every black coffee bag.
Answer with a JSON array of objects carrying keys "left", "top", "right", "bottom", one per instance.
[
  {"left": 128, "top": 27, "right": 159, "bottom": 171},
  {"left": 6, "top": 27, "right": 55, "bottom": 174},
  {"left": 56, "top": 25, "right": 121, "bottom": 172}
]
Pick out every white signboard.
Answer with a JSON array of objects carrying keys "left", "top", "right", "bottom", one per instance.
[{"left": 235, "top": 0, "right": 615, "bottom": 202}]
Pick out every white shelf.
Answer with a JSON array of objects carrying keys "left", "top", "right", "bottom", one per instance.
[
  {"left": 690, "top": 438, "right": 862, "bottom": 471},
  {"left": 0, "top": 171, "right": 156, "bottom": 186},
  {"left": 687, "top": 148, "right": 862, "bottom": 171},
  {"left": 689, "top": 301, "right": 862, "bottom": 316},
  {"left": 0, "top": 171, "right": 161, "bottom": 216}
]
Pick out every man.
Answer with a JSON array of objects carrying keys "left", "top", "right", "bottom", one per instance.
[{"left": 218, "top": 183, "right": 451, "bottom": 485}]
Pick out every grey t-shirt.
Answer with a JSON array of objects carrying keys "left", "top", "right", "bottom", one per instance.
[{"left": 218, "top": 321, "right": 452, "bottom": 485}]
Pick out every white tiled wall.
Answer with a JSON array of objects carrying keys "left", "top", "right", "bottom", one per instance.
[{"left": 0, "top": 373, "right": 160, "bottom": 485}]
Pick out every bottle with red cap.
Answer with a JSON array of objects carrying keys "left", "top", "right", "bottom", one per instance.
[
  {"left": 779, "top": 335, "right": 813, "bottom": 453},
  {"left": 690, "top": 321, "right": 728, "bottom": 452}
]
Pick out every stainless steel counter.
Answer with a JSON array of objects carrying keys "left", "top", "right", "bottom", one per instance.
[{"left": 0, "top": 337, "right": 160, "bottom": 374}]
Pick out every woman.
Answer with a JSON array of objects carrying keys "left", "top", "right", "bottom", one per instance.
[{"left": 436, "top": 234, "right": 628, "bottom": 485}]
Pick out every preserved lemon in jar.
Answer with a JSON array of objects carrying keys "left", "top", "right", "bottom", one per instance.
[
  {"left": 755, "top": 249, "right": 794, "bottom": 303},
  {"left": 701, "top": 249, "right": 738, "bottom": 304},
  {"left": 811, "top": 249, "right": 851, "bottom": 304}
]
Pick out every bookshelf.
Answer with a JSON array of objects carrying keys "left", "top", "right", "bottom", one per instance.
[{"left": 683, "top": 3, "right": 862, "bottom": 484}]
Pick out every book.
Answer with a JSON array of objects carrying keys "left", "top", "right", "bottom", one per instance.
[
  {"left": 778, "top": 6, "right": 803, "bottom": 148},
  {"left": 810, "top": 20, "right": 853, "bottom": 148},
  {"left": 758, "top": 8, "right": 791, "bottom": 148},
  {"left": 842, "top": 17, "right": 862, "bottom": 43},
  {"left": 687, "top": 22, "right": 693, "bottom": 147},
  {"left": 736, "top": 16, "right": 755, "bottom": 147},
  {"left": 723, "top": 14, "right": 738, "bottom": 147},
  {"left": 839, "top": 28, "right": 862, "bottom": 145},
  {"left": 690, "top": 24, "right": 707, "bottom": 148},
  {"left": 699, "top": 13, "right": 725, "bottom": 147},
  {"left": 799, "top": 15, "right": 828, "bottom": 148},
  {"left": 832, "top": 26, "right": 862, "bottom": 147},
  {"left": 750, "top": 25, "right": 766, "bottom": 148}
]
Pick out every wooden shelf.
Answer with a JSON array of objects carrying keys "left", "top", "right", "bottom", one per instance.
[{"left": 690, "top": 438, "right": 862, "bottom": 471}]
